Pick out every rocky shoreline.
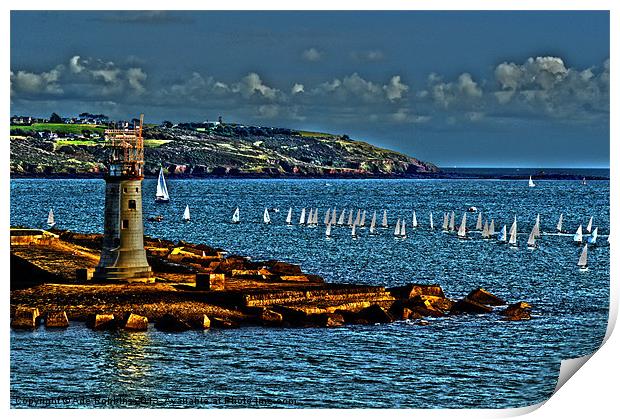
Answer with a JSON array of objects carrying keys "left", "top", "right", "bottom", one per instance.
[{"left": 10, "top": 229, "right": 532, "bottom": 332}]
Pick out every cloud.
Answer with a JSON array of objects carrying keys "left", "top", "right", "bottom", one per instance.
[
  {"left": 350, "top": 50, "right": 384, "bottom": 62},
  {"left": 301, "top": 48, "right": 323, "bottom": 62},
  {"left": 10, "top": 66, "right": 64, "bottom": 95},
  {"left": 69, "top": 56, "right": 84, "bottom": 74},
  {"left": 127, "top": 68, "right": 147, "bottom": 94},
  {"left": 232, "top": 73, "right": 280, "bottom": 100},
  {"left": 429, "top": 72, "right": 483, "bottom": 108},
  {"left": 383, "top": 75, "right": 408, "bottom": 101},
  {"left": 291, "top": 83, "right": 305, "bottom": 95}
]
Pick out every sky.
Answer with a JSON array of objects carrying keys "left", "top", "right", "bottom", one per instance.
[{"left": 10, "top": 11, "right": 610, "bottom": 168}]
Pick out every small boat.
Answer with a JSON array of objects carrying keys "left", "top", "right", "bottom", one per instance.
[
  {"left": 588, "top": 227, "right": 598, "bottom": 245},
  {"left": 299, "top": 208, "right": 306, "bottom": 225},
  {"left": 508, "top": 219, "right": 517, "bottom": 247},
  {"left": 498, "top": 225, "right": 507, "bottom": 242},
  {"left": 400, "top": 220, "right": 407, "bottom": 238},
  {"left": 578, "top": 244, "right": 588, "bottom": 270},
  {"left": 338, "top": 209, "right": 346, "bottom": 225},
  {"left": 47, "top": 208, "right": 55, "bottom": 228},
  {"left": 183, "top": 205, "right": 191, "bottom": 222},
  {"left": 457, "top": 213, "right": 467, "bottom": 239},
  {"left": 573, "top": 225, "right": 583, "bottom": 244},
  {"left": 557, "top": 214, "right": 564, "bottom": 233},
  {"left": 586, "top": 216, "right": 593, "bottom": 234},
  {"left": 532, "top": 214, "right": 541, "bottom": 238},
  {"left": 331, "top": 208, "right": 337, "bottom": 225},
  {"left": 155, "top": 167, "right": 170, "bottom": 203},
  {"left": 263, "top": 208, "right": 271, "bottom": 224},
  {"left": 347, "top": 209, "right": 353, "bottom": 226},
  {"left": 449, "top": 211, "right": 455, "bottom": 232},
  {"left": 381, "top": 210, "right": 388, "bottom": 228},
  {"left": 489, "top": 219, "right": 495, "bottom": 236},
  {"left": 326, "top": 222, "right": 332, "bottom": 238},
  {"left": 286, "top": 207, "right": 293, "bottom": 225},
  {"left": 369, "top": 211, "right": 377, "bottom": 235},
  {"left": 582, "top": 177, "right": 587, "bottom": 185},
  {"left": 354, "top": 209, "right": 361, "bottom": 226},
  {"left": 442, "top": 213, "right": 449, "bottom": 231},
  {"left": 147, "top": 215, "right": 163, "bottom": 222},
  {"left": 429, "top": 212, "right": 434, "bottom": 230},
  {"left": 306, "top": 208, "right": 313, "bottom": 226},
  {"left": 360, "top": 210, "right": 367, "bottom": 227},
  {"left": 351, "top": 221, "right": 358, "bottom": 238},
  {"left": 527, "top": 224, "right": 537, "bottom": 248},
  {"left": 528, "top": 176, "right": 535, "bottom": 187},
  {"left": 481, "top": 220, "right": 490, "bottom": 239},
  {"left": 467, "top": 206, "right": 478, "bottom": 213},
  {"left": 475, "top": 212, "right": 482, "bottom": 230},
  {"left": 324, "top": 209, "right": 331, "bottom": 225},
  {"left": 313, "top": 208, "right": 319, "bottom": 225},
  {"left": 394, "top": 218, "right": 401, "bottom": 237},
  {"left": 412, "top": 211, "right": 418, "bottom": 228},
  {"left": 231, "top": 207, "right": 240, "bottom": 224}
]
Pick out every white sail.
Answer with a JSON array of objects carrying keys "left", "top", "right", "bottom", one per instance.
[
  {"left": 588, "top": 227, "right": 598, "bottom": 245},
  {"left": 183, "top": 205, "right": 191, "bottom": 221},
  {"left": 286, "top": 207, "right": 292, "bottom": 224},
  {"left": 578, "top": 244, "right": 588, "bottom": 267},
  {"left": 412, "top": 211, "right": 418, "bottom": 228},
  {"left": 382, "top": 210, "right": 388, "bottom": 228},
  {"left": 442, "top": 213, "right": 448, "bottom": 230},
  {"left": 338, "top": 209, "right": 346, "bottom": 225},
  {"left": 47, "top": 208, "right": 55, "bottom": 227},
  {"left": 400, "top": 220, "right": 406, "bottom": 237},
  {"left": 306, "top": 208, "right": 312, "bottom": 225},
  {"left": 457, "top": 213, "right": 467, "bottom": 238},
  {"left": 347, "top": 209, "right": 353, "bottom": 226},
  {"left": 573, "top": 225, "right": 583, "bottom": 243},
  {"left": 476, "top": 212, "right": 482, "bottom": 230},
  {"left": 369, "top": 211, "right": 377, "bottom": 234},
  {"left": 528, "top": 176, "right": 535, "bottom": 187},
  {"left": 509, "top": 219, "right": 517, "bottom": 245},
  {"left": 482, "top": 220, "right": 489, "bottom": 238},
  {"left": 299, "top": 208, "right": 306, "bottom": 225},
  {"left": 360, "top": 210, "right": 366, "bottom": 227},
  {"left": 351, "top": 222, "right": 357, "bottom": 237},
  {"left": 489, "top": 219, "right": 495, "bottom": 236},
  {"left": 263, "top": 208, "right": 271, "bottom": 224},
  {"left": 394, "top": 218, "right": 401, "bottom": 236},
  {"left": 331, "top": 208, "right": 337, "bottom": 225},
  {"left": 354, "top": 209, "right": 361, "bottom": 226},
  {"left": 156, "top": 167, "right": 170, "bottom": 201},
  {"left": 527, "top": 225, "right": 536, "bottom": 247},
  {"left": 232, "top": 207, "right": 240, "bottom": 224},
  {"left": 326, "top": 222, "right": 332, "bottom": 238},
  {"left": 324, "top": 209, "right": 331, "bottom": 225},
  {"left": 498, "top": 225, "right": 507, "bottom": 242},
  {"left": 586, "top": 216, "right": 593, "bottom": 233},
  {"left": 532, "top": 214, "right": 541, "bottom": 238},
  {"left": 449, "top": 211, "right": 455, "bottom": 231},
  {"left": 314, "top": 208, "right": 319, "bottom": 224},
  {"left": 429, "top": 212, "right": 434, "bottom": 230},
  {"left": 557, "top": 213, "right": 564, "bottom": 232}
]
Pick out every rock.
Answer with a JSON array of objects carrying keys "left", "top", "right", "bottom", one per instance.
[
  {"left": 76, "top": 268, "right": 95, "bottom": 281},
  {"left": 357, "top": 304, "right": 394, "bottom": 324},
  {"left": 87, "top": 313, "right": 117, "bottom": 330},
  {"left": 501, "top": 302, "right": 532, "bottom": 321},
  {"left": 450, "top": 298, "right": 493, "bottom": 315},
  {"left": 194, "top": 314, "right": 211, "bottom": 329},
  {"left": 11, "top": 307, "right": 40, "bottom": 329},
  {"left": 408, "top": 295, "right": 454, "bottom": 313},
  {"left": 155, "top": 313, "right": 192, "bottom": 332},
  {"left": 408, "top": 298, "right": 446, "bottom": 318},
  {"left": 388, "top": 302, "right": 414, "bottom": 320},
  {"left": 211, "top": 317, "right": 240, "bottom": 328},
  {"left": 260, "top": 308, "right": 284, "bottom": 326},
  {"left": 271, "top": 305, "right": 307, "bottom": 325},
  {"left": 308, "top": 312, "right": 345, "bottom": 327},
  {"left": 264, "top": 260, "right": 303, "bottom": 275},
  {"left": 388, "top": 284, "right": 445, "bottom": 299},
  {"left": 466, "top": 288, "right": 506, "bottom": 306},
  {"left": 195, "top": 273, "right": 225, "bottom": 290},
  {"left": 45, "top": 311, "right": 69, "bottom": 328},
  {"left": 123, "top": 313, "right": 148, "bottom": 331}
]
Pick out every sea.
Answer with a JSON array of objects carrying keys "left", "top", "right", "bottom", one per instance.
[{"left": 9, "top": 176, "right": 610, "bottom": 409}]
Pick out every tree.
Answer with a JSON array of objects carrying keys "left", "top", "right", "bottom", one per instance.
[
  {"left": 49, "top": 113, "right": 63, "bottom": 123},
  {"left": 161, "top": 120, "right": 173, "bottom": 129}
]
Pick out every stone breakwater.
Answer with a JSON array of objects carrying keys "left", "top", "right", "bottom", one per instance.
[{"left": 10, "top": 229, "right": 532, "bottom": 331}]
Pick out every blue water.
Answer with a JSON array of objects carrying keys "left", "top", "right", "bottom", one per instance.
[{"left": 10, "top": 178, "right": 610, "bottom": 408}]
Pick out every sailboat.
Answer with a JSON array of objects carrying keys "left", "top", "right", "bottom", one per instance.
[
  {"left": 557, "top": 214, "right": 564, "bottom": 233},
  {"left": 381, "top": 210, "right": 388, "bottom": 228},
  {"left": 338, "top": 209, "right": 346, "bottom": 225},
  {"left": 457, "top": 213, "right": 467, "bottom": 239},
  {"left": 314, "top": 208, "right": 319, "bottom": 225},
  {"left": 347, "top": 210, "right": 353, "bottom": 226},
  {"left": 429, "top": 212, "right": 434, "bottom": 230},
  {"left": 324, "top": 209, "right": 331, "bottom": 225},
  {"left": 183, "top": 205, "right": 191, "bottom": 222},
  {"left": 307, "top": 208, "right": 314, "bottom": 226},
  {"left": 573, "top": 225, "right": 583, "bottom": 244},
  {"left": 155, "top": 167, "right": 170, "bottom": 203},
  {"left": 360, "top": 210, "right": 366, "bottom": 227},
  {"left": 498, "top": 225, "right": 507, "bottom": 242},
  {"left": 586, "top": 216, "right": 593, "bottom": 234},
  {"left": 331, "top": 208, "right": 337, "bottom": 225},
  {"left": 394, "top": 218, "right": 401, "bottom": 237},
  {"left": 231, "top": 207, "right": 240, "bottom": 224},
  {"left": 528, "top": 176, "right": 535, "bottom": 187},
  {"left": 400, "top": 219, "right": 407, "bottom": 238},
  {"left": 582, "top": 177, "right": 587, "bottom": 185},
  {"left": 354, "top": 209, "right": 361, "bottom": 227},
  {"left": 47, "top": 208, "right": 55, "bottom": 228},
  {"left": 263, "top": 208, "right": 271, "bottom": 224},
  {"left": 299, "top": 208, "right": 306, "bottom": 225},
  {"left": 442, "top": 213, "right": 449, "bottom": 230},
  {"left": 412, "top": 211, "right": 418, "bottom": 228},
  {"left": 508, "top": 219, "right": 518, "bottom": 247},
  {"left": 578, "top": 244, "right": 588, "bottom": 270},
  {"left": 588, "top": 227, "right": 598, "bottom": 245},
  {"left": 286, "top": 207, "right": 293, "bottom": 225},
  {"left": 351, "top": 221, "right": 358, "bottom": 238},
  {"left": 489, "top": 219, "right": 495, "bottom": 236},
  {"left": 369, "top": 211, "right": 377, "bottom": 235},
  {"left": 527, "top": 224, "right": 537, "bottom": 248},
  {"left": 476, "top": 212, "right": 482, "bottom": 230},
  {"left": 325, "top": 222, "right": 332, "bottom": 238},
  {"left": 532, "top": 214, "right": 541, "bottom": 238},
  {"left": 481, "top": 220, "right": 490, "bottom": 239},
  {"left": 449, "top": 211, "right": 455, "bottom": 232}
]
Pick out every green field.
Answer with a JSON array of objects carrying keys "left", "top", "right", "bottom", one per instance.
[
  {"left": 298, "top": 130, "right": 335, "bottom": 138},
  {"left": 10, "top": 123, "right": 107, "bottom": 135},
  {"left": 55, "top": 138, "right": 171, "bottom": 148}
]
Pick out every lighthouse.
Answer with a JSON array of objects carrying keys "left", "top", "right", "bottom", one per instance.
[{"left": 94, "top": 114, "right": 152, "bottom": 282}]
